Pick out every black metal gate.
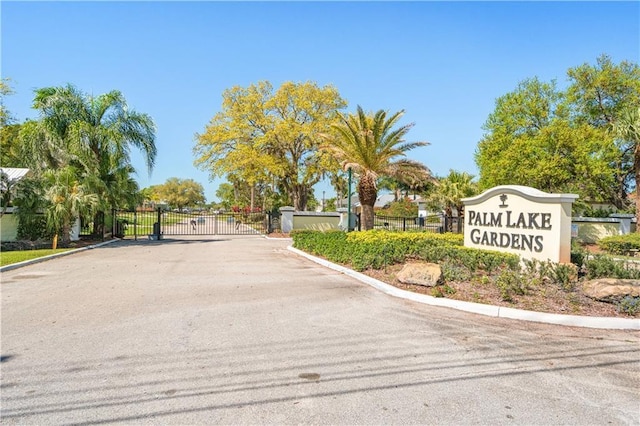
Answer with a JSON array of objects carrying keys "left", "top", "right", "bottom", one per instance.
[
  {"left": 115, "top": 209, "right": 278, "bottom": 239},
  {"left": 161, "top": 211, "right": 267, "bottom": 236}
]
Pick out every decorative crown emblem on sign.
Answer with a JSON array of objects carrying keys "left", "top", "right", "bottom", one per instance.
[{"left": 499, "top": 194, "right": 508, "bottom": 208}]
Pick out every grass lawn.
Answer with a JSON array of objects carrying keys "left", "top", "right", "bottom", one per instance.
[{"left": 0, "top": 248, "right": 74, "bottom": 267}]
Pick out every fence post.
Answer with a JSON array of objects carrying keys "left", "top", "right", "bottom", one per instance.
[
  {"left": 402, "top": 217, "right": 406, "bottom": 232},
  {"left": 134, "top": 210, "right": 138, "bottom": 241},
  {"left": 156, "top": 207, "right": 162, "bottom": 240}
]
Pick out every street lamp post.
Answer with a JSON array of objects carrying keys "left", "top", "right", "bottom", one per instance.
[{"left": 347, "top": 168, "right": 352, "bottom": 232}]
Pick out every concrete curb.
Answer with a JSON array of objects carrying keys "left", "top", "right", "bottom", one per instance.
[
  {"left": 287, "top": 246, "right": 640, "bottom": 330},
  {"left": 1, "top": 239, "right": 121, "bottom": 273}
]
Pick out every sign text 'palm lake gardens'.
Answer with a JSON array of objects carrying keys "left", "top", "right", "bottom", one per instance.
[
  {"left": 466, "top": 210, "right": 552, "bottom": 252},
  {"left": 462, "top": 186, "right": 578, "bottom": 263}
]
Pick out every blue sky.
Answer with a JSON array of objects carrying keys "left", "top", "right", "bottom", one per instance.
[{"left": 2, "top": 1, "right": 639, "bottom": 203}]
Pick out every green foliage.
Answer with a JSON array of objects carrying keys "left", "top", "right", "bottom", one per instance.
[
  {"left": 580, "top": 206, "right": 615, "bottom": 218},
  {"left": 194, "top": 81, "right": 346, "bottom": 211},
  {"left": 291, "top": 229, "right": 519, "bottom": 273},
  {"left": 43, "top": 167, "right": 99, "bottom": 242},
  {"left": 321, "top": 105, "right": 431, "bottom": 230},
  {"left": 158, "top": 177, "right": 206, "bottom": 209},
  {"left": 376, "top": 198, "right": 418, "bottom": 217},
  {"left": 0, "top": 123, "right": 23, "bottom": 168},
  {"left": 291, "top": 230, "right": 349, "bottom": 263},
  {"left": 584, "top": 254, "right": 640, "bottom": 280},
  {"left": 597, "top": 233, "right": 640, "bottom": 255},
  {"left": 16, "top": 214, "right": 50, "bottom": 241},
  {"left": 617, "top": 296, "right": 640, "bottom": 316},
  {"left": 612, "top": 106, "right": 640, "bottom": 225},
  {"left": 521, "top": 258, "right": 578, "bottom": 291},
  {"left": 0, "top": 78, "right": 15, "bottom": 127},
  {"left": 425, "top": 170, "right": 478, "bottom": 221},
  {"left": 18, "top": 84, "right": 157, "bottom": 237},
  {"left": 441, "top": 261, "right": 472, "bottom": 282},
  {"left": 550, "top": 263, "right": 578, "bottom": 292},
  {"left": 476, "top": 77, "right": 619, "bottom": 201},
  {"left": 495, "top": 269, "right": 527, "bottom": 302},
  {"left": 476, "top": 56, "right": 640, "bottom": 210},
  {"left": 0, "top": 248, "right": 73, "bottom": 267}
]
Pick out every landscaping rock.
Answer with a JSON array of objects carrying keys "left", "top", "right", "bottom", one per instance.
[
  {"left": 397, "top": 262, "right": 442, "bottom": 287},
  {"left": 582, "top": 278, "right": 640, "bottom": 302}
]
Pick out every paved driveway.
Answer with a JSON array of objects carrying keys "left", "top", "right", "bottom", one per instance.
[{"left": 1, "top": 236, "right": 639, "bottom": 425}]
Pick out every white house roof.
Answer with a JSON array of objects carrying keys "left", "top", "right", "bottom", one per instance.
[
  {"left": 0, "top": 168, "right": 30, "bottom": 192},
  {"left": 0, "top": 167, "right": 30, "bottom": 181}
]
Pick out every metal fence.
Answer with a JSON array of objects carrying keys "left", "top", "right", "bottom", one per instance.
[{"left": 371, "top": 214, "right": 444, "bottom": 233}]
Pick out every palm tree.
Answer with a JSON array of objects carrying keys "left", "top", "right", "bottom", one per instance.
[
  {"left": 427, "top": 170, "right": 478, "bottom": 231},
  {"left": 613, "top": 107, "right": 640, "bottom": 229},
  {"left": 323, "top": 106, "right": 430, "bottom": 230},
  {"left": 24, "top": 85, "right": 156, "bottom": 237},
  {"left": 43, "top": 167, "right": 98, "bottom": 248}
]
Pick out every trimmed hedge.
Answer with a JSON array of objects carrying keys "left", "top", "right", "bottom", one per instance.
[
  {"left": 598, "top": 233, "right": 640, "bottom": 255},
  {"left": 291, "top": 229, "right": 518, "bottom": 272}
]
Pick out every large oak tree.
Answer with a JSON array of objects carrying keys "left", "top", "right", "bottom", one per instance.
[{"left": 194, "top": 81, "right": 346, "bottom": 211}]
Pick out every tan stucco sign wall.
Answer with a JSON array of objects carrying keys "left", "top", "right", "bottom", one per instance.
[{"left": 462, "top": 186, "right": 578, "bottom": 263}]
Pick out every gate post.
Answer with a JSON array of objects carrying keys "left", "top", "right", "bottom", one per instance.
[
  {"left": 280, "top": 206, "right": 295, "bottom": 233},
  {"left": 214, "top": 213, "right": 219, "bottom": 235},
  {"left": 156, "top": 207, "right": 162, "bottom": 240}
]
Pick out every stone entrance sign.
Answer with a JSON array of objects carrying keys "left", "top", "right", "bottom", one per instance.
[{"left": 462, "top": 185, "right": 578, "bottom": 263}]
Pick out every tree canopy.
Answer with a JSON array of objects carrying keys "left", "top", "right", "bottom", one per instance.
[
  {"left": 15, "top": 84, "right": 157, "bottom": 240},
  {"left": 322, "top": 105, "right": 431, "bottom": 230},
  {"left": 148, "top": 177, "right": 206, "bottom": 210},
  {"left": 194, "top": 81, "right": 347, "bottom": 211},
  {"left": 476, "top": 55, "right": 640, "bottom": 210}
]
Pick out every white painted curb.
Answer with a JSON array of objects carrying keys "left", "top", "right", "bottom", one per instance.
[
  {"left": 287, "top": 246, "right": 640, "bottom": 330},
  {"left": 1, "top": 239, "right": 121, "bottom": 273}
]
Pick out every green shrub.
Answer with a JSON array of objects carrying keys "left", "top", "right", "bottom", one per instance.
[
  {"left": 584, "top": 254, "right": 640, "bottom": 280},
  {"left": 617, "top": 296, "right": 640, "bottom": 316},
  {"left": 292, "top": 229, "right": 518, "bottom": 273},
  {"left": 597, "top": 233, "right": 640, "bottom": 255},
  {"left": 522, "top": 258, "right": 578, "bottom": 291},
  {"left": 441, "top": 261, "right": 472, "bottom": 282},
  {"left": 495, "top": 269, "right": 527, "bottom": 302},
  {"left": 571, "top": 242, "right": 587, "bottom": 268},
  {"left": 550, "top": 263, "right": 578, "bottom": 291},
  {"left": 17, "top": 215, "right": 51, "bottom": 241}
]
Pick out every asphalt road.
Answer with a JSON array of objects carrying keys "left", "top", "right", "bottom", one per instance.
[{"left": 1, "top": 235, "right": 639, "bottom": 425}]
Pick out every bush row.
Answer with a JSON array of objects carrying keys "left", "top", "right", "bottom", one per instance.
[
  {"left": 597, "top": 233, "right": 640, "bottom": 255},
  {"left": 291, "top": 230, "right": 517, "bottom": 272}
]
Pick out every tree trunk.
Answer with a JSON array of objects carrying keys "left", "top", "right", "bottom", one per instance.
[
  {"left": 250, "top": 184, "right": 255, "bottom": 212},
  {"left": 291, "top": 184, "right": 309, "bottom": 211},
  {"left": 358, "top": 173, "right": 378, "bottom": 231},
  {"left": 93, "top": 211, "right": 105, "bottom": 239},
  {"left": 445, "top": 206, "right": 453, "bottom": 232}
]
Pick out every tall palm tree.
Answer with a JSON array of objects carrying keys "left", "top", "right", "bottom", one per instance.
[
  {"left": 613, "top": 107, "right": 640, "bottom": 229},
  {"left": 24, "top": 85, "right": 156, "bottom": 236},
  {"left": 323, "top": 106, "right": 430, "bottom": 230}
]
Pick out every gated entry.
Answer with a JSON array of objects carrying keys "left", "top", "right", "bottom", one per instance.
[
  {"left": 161, "top": 211, "right": 268, "bottom": 236},
  {"left": 115, "top": 209, "right": 278, "bottom": 239}
]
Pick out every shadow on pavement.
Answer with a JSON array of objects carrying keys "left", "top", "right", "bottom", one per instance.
[{"left": 99, "top": 238, "right": 231, "bottom": 248}]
